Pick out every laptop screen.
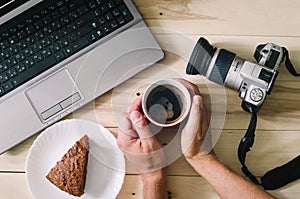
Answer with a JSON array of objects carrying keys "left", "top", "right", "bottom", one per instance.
[{"left": 0, "top": 0, "right": 29, "bottom": 17}]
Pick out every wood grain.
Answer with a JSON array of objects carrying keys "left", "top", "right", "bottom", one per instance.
[
  {"left": 134, "top": 0, "right": 300, "bottom": 37},
  {"left": 1, "top": 173, "right": 300, "bottom": 199},
  {"left": 1, "top": 0, "right": 300, "bottom": 198}
]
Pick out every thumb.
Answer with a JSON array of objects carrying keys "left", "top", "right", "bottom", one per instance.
[
  {"left": 130, "top": 111, "right": 153, "bottom": 139},
  {"left": 182, "top": 95, "right": 202, "bottom": 151},
  {"left": 184, "top": 95, "right": 202, "bottom": 133}
]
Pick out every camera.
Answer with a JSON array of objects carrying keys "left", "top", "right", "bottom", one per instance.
[
  {"left": 186, "top": 37, "right": 285, "bottom": 108},
  {"left": 186, "top": 38, "right": 300, "bottom": 189}
]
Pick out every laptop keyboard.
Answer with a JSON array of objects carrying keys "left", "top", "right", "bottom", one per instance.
[{"left": 0, "top": 0, "right": 133, "bottom": 97}]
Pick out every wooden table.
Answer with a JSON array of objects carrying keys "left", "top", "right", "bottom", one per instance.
[{"left": 1, "top": 0, "right": 300, "bottom": 198}]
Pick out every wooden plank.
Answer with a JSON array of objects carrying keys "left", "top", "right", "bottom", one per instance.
[
  {"left": 0, "top": 134, "right": 38, "bottom": 172},
  {"left": 134, "top": 0, "right": 300, "bottom": 37},
  {"left": 0, "top": 174, "right": 218, "bottom": 199},
  {"left": 1, "top": 173, "right": 299, "bottom": 199},
  {"left": 1, "top": 129, "right": 299, "bottom": 179},
  {"left": 0, "top": 173, "right": 32, "bottom": 199}
]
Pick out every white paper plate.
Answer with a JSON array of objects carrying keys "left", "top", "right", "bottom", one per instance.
[{"left": 26, "top": 119, "right": 125, "bottom": 199}]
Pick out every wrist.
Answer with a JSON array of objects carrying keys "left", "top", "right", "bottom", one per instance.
[
  {"left": 141, "top": 169, "right": 167, "bottom": 186},
  {"left": 186, "top": 153, "right": 215, "bottom": 170},
  {"left": 141, "top": 169, "right": 168, "bottom": 199}
]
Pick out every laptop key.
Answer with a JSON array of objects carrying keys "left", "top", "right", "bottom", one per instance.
[
  {"left": 77, "top": 5, "right": 89, "bottom": 16},
  {"left": 15, "top": 63, "right": 26, "bottom": 73},
  {"left": 0, "top": 63, "right": 9, "bottom": 72},
  {"left": 75, "top": 25, "right": 93, "bottom": 37},
  {"left": 110, "top": 20, "right": 118, "bottom": 29},
  {"left": 3, "top": 82, "right": 14, "bottom": 92},
  {"left": 88, "top": 1, "right": 96, "bottom": 9},
  {"left": 63, "top": 47, "right": 73, "bottom": 56},
  {"left": 56, "top": 0, "right": 64, "bottom": 7},
  {"left": 71, "top": 38, "right": 89, "bottom": 52},
  {"left": 107, "top": 1, "right": 116, "bottom": 9},
  {"left": 0, "top": 73, "right": 9, "bottom": 83},
  {"left": 119, "top": 4, "right": 133, "bottom": 21},
  {"left": 69, "top": 1, "right": 84, "bottom": 11},
  {"left": 75, "top": 13, "right": 93, "bottom": 27},
  {"left": 0, "top": 40, "right": 10, "bottom": 50},
  {"left": 54, "top": 51, "right": 65, "bottom": 61},
  {"left": 0, "top": 51, "right": 10, "bottom": 60},
  {"left": 6, "top": 58, "right": 17, "bottom": 67},
  {"left": 0, "top": 86, "right": 5, "bottom": 96},
  {"left": 33, "top": 53, "right": 44, "bottom": 63},
  {"left": 24, "top": 59, "right": 35, "bottom": 68},
  {"left": 7, "top": 68, "right": 18, "bottom": 78},
  {"left": 116, "top": 16, "right": 125, "bottom": 25}
]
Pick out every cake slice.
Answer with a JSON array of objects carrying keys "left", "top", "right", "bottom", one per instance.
[{"left": 46, "top": 135, "right": 89, "bottom": 197}]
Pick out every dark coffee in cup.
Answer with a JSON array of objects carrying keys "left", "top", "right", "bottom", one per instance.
[{"left": 142, "top": 79, "right": 191, "bottom": 127}]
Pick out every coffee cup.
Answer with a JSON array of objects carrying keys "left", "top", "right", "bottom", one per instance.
[{"left": 142, "top": 79, "right": 191, "bottom": 127}]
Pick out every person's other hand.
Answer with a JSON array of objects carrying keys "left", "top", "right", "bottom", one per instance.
[
  {"left": 117, "top": 96, "right": 166, "bottom": 183},
  {"left": 175, "top": 79, "right": 211, "bottom": 162}
]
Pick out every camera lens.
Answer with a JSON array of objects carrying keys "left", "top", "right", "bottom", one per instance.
[
  {"left": 186, "top": 37, "right": 236, "bottom": 85},
  {"left": 186, "top": 37, "right": 216, "bottom": 75}
]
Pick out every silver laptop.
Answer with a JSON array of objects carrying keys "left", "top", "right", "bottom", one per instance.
[{"left": 0, "top": 0, "right": 164, "bottom": 154}]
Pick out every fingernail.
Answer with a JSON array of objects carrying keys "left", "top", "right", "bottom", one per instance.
[
  {"left": 130, "top": 111, "right": 142, "bottom": 122},
  {"left": 193, "top": 95, "right": 201, "bottom": 105}
]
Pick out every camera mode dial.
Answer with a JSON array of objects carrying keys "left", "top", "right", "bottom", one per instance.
[{"left": 250, "top": 88, "right": 264, "bottom": 102}]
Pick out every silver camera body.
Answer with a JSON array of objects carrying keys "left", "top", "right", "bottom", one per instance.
[{"left": 186, "top": 38, "right": 284, "bottom": 107}]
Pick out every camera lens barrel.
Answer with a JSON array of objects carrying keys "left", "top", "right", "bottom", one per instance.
[{"left": 208, "top": 49, "right": 236, "bottom": 85}]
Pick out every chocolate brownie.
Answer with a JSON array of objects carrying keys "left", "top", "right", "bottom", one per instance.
[{"left": 46, "top": 135, "right": 89, "bottom": 197}]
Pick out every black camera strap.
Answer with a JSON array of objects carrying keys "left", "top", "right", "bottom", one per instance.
[
  {"left": 238, "top": 101, "right": 300, "bottom": 190},
  {"left": 238, "top": 47, "right": 300, "bottom": 190},
  {"left": 283, "top": 47, "right": 300, "bottom": 76},
  {"left": 238, "top": 102, "right": 261, "bottom": 185}
]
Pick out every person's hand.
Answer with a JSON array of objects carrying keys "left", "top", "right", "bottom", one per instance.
[
  {"left": 175, "top": 79, "right": 211, "bottom": 163},
  {"left": 116, "top": 96, "right": 166, "bottom": 185},
  {"left": 117, "top": 96, "right": 168, "bottom": 199}
]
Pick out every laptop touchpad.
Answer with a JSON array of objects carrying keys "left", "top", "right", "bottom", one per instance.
[{"left": 26, "top": 69, "right": 82, "bottom": 122}]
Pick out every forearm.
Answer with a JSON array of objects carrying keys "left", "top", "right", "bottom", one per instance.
[
  {"left": 143, "top": 179, "right": 168, "bottom": 199},
  {"left": 141, "top": 169, "right": 168, "bottom": 199},
  {"left": 188, "top": 154, "right": 276, "bottom": 199}
]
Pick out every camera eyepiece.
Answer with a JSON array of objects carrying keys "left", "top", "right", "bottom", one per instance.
[{"left": 254, "top": 44, "right": 265, "bottom": 63}]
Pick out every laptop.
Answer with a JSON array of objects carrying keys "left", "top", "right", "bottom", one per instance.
[{"left": 0, "top": 0, "right": 164, "bottom": 154}]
